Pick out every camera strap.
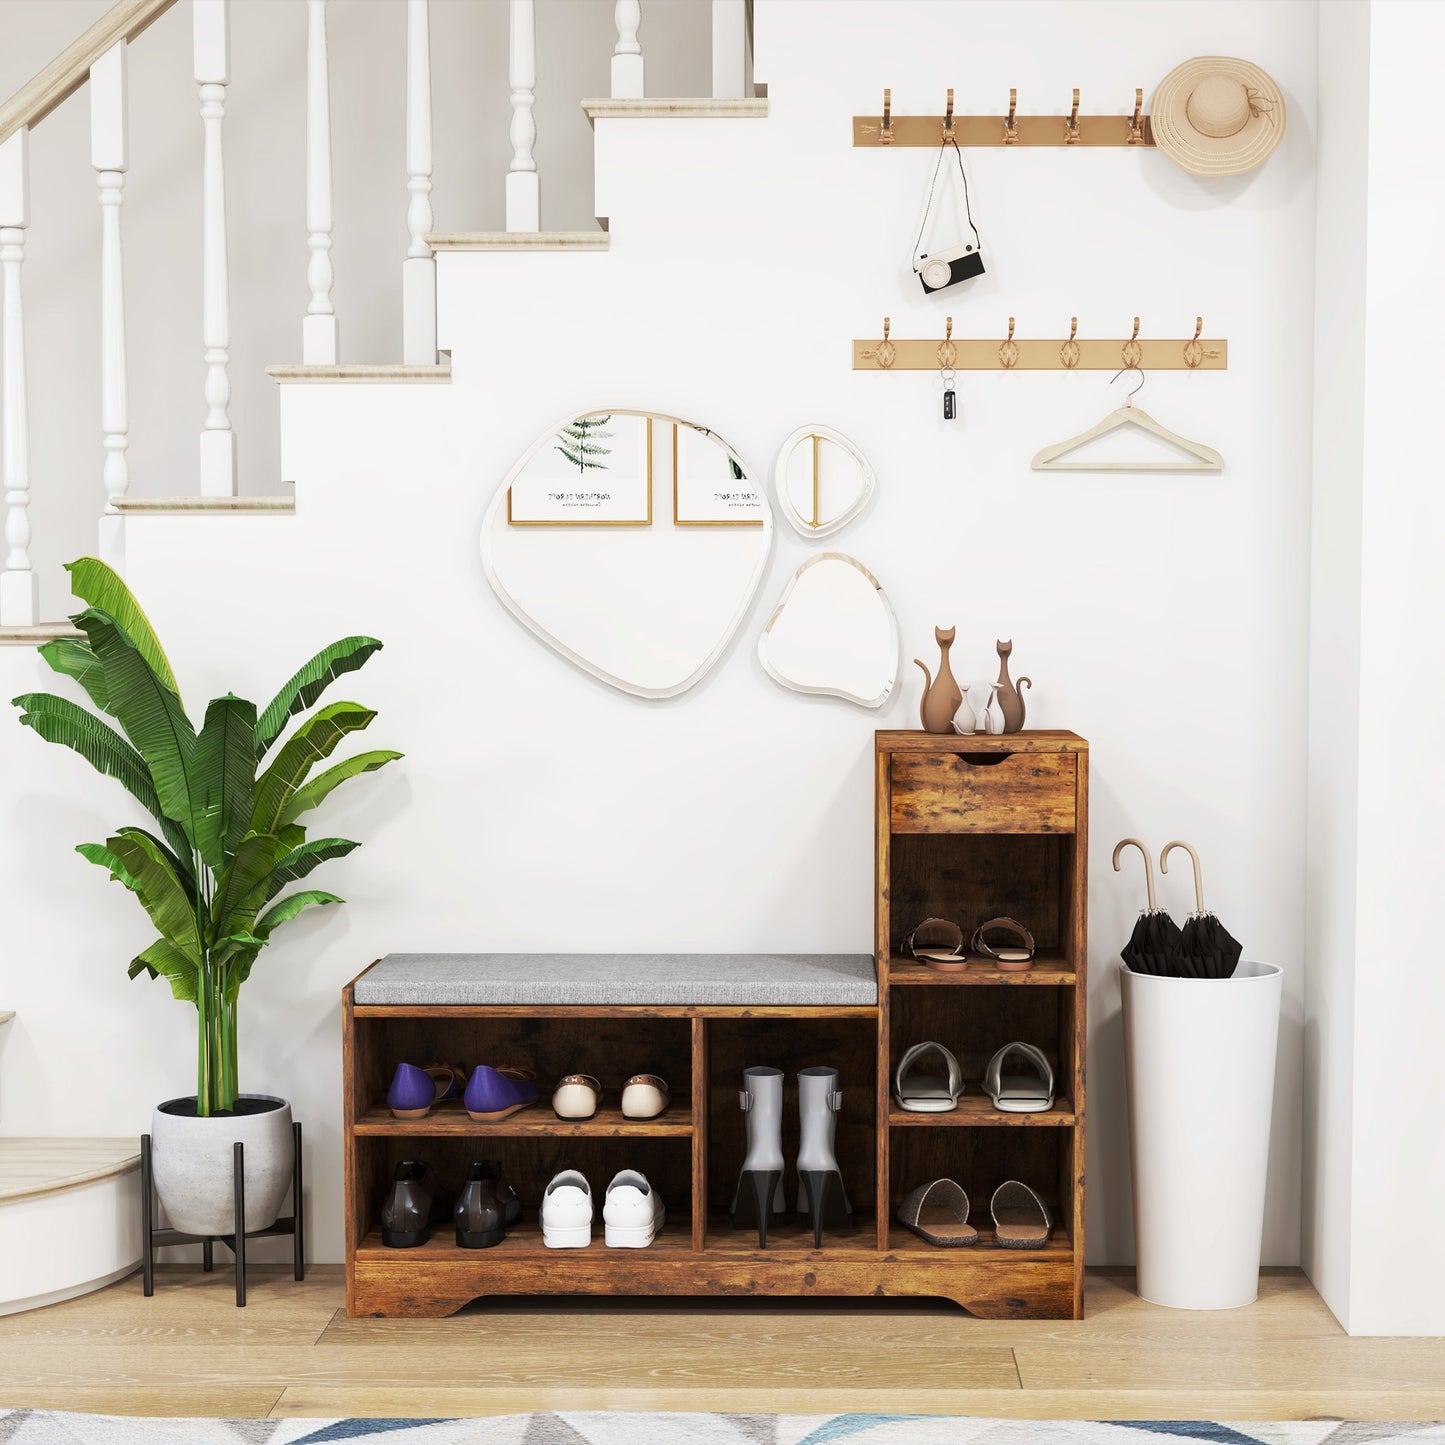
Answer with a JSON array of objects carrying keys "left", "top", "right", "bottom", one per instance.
[{"left": 913, "top": 137, "right": 982, "bottom": 260}]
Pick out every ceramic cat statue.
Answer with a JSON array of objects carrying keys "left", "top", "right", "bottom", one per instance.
[
  {"left": 915, "top": 626, "right": 964, "bottom": 733},
  {"left": 995, "top": 639, "right": 1033, "bottom": 733}
]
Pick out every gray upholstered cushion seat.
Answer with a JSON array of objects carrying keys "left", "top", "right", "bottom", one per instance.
[{"left": 354, "top": 953, "right": 878, "bottom": 1007}]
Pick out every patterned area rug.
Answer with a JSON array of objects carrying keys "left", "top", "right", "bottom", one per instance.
[{"left": 2, "top": 1417, "right": 1444, "bottom": 1445}]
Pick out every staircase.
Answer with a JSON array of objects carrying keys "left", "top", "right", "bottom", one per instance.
[{"left": 0, "top": 0, "right": 756, "bottom": 638}]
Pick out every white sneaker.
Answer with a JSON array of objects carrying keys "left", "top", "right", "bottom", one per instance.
[
  {"left": 541, "top": 1169, "right": 593, "bottom": 1248},
  {"left": 603, "top": 1169, "right": 665, "bottom": 1248}
]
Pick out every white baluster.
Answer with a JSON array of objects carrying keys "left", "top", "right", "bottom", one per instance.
[
  {"left": 506, "top": 0, "right": 539, "bottom": 233},
  {"left": 711, "top": 0, "right": 746, "bottom": 99},
  {"left": 403, "top": 0, "right": 436, "bottom": 365},
  {"left": 0, "top": 129, "right": 36, "bottom": 626},
  {"left": 194, "top": 0, "right": 235, "bottom": 495},
  {"left": 611, "top": 1, "right": 643, "bottom": 99},
  {"left": 304, "top": 0, "right": 336, "bottom": 364},
  {"left": 91, "top": 42, "right": 129, "bottom": 572}
]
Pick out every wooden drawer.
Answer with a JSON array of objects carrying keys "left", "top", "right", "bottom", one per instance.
[{"left": 890, "top": 751, "right": 1077, "bottom": 834}]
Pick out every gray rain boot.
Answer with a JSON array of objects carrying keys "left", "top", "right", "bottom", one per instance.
[
  {"left": 796, "top": 1066, "right": 852, "bottom": 1247},
  {"left": 730, "top": 1066, "right": 786, "bottom": 1247}
]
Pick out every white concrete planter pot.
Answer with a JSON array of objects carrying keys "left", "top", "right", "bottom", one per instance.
[
  {"left": 150, "top": 1094, "right": 294, "bottom": 1237},
  {"left": 1121, "top": 960, "right": 1282, "bottom": 1310}
]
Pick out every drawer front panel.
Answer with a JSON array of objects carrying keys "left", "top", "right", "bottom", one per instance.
[{"left": 890, "top": 752, "right": 1077, "bottom": 833}]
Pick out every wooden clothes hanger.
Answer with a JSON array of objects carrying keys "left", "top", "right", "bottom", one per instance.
[{"left": 1030, "top": 366, "right": 1223, "bottom": 473}]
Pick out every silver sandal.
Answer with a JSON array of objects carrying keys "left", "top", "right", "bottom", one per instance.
[
  {"left": 893, "top": 1041, "right": 964, "bottom": 1113},
  {"left": 971, "top": 917, "right": 1036, "bottom": 971},
  {"left": 903, "top": 917, "right": 968, "bottom": 972}
]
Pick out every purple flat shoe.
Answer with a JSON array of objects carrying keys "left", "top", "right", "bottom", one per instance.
[
  {"left": 465, "top": 1064, "right": 540, "bottom": 1122},
  {"left": 387, "top": 1062, "right": 466, "bottom": 1119}
]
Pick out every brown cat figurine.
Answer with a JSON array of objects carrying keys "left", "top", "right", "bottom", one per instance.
[
  {"left": 995, "top": 639, "right": 1032, "bottom": 733},
  {"left": 915, "top": 626, "right": 963, "bottom": 733}
]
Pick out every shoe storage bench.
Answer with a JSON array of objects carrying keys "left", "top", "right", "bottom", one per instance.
[{"left": 342, "top": 729, "right": 1087, "bottom": 1319}]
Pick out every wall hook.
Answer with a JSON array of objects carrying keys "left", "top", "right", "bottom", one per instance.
[
  {"left": 1061, "top": 316, "right": 1080, "bottom": 369},
  {"left": 1122, "top": 316, "right": 1143, "bottom": 368},
  {"left": 1184, "top": 315, "right": 1205, "bottom": 369},
  {"left": 943, "top": 87, "right": 955, "bottom": 140},
  {"left": 1004, "top": 87, "right": 1018, "bottom": 144},
  {"left": 1128, "top": 86, "right": 1145, "bottom": 144},
  {"left": 999, "top": 316, "right": 1020, "bottom": 369},
  {"left": 1066, "top": 87, "right": 1081, "bottom": 144},
  {"left": 938, "top": 316, "right": 957, "bottom": 369},
  {"left": 881, "top": 87, "right": 893, "bottom": 143},
  {"left": 876, "top": 316, "right": 895, "bottom": 369}
]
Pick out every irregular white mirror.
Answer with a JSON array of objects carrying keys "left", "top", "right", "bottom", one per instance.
[
  {"left": 774, "top": 425, "right": 876, "bottom": 539},
  {"left": 758, "top": 553, "right": 899, "bottom": 709},
  {"left": 482, "top": 409, "right": 772, "bottom": 698}
]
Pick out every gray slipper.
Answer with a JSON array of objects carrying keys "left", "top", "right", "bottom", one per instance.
[
  {"left": 896, "top": 1178, "right": 978, "bottom": 1247},
  {"left": 990, "top": 1180, "right": 1052, "bottom": 1249}
]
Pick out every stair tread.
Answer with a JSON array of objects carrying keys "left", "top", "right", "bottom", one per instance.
[
  {"left": 581, "top": 97, "right": 768, "bottom": 122},
  {"left": 0, "top": 1138, "right": 141, "bottom": 1204},
  {"left": 427, "top": 231, "right": 608, "bottom": 252},
  {"left": 113, "top": 497, "right": 294, "bottom": 514},
  {"left": 267, "top": 363, "right": 451, "bottom": 383},
  {"left": 0, "top": 623, "right": 82, "bottom": 645}
]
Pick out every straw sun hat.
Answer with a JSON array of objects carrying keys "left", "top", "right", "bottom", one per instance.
[{"left": 1151, "top": 56, "right": 1286, "bottom": 177}]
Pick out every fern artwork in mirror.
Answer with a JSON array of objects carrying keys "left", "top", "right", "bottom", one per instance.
[
  {"left": 482, "top": 409, "right": 772, "bottom": 698},
  {"left": 10, "top": 559, "right": 400, "bottom": 1236}
]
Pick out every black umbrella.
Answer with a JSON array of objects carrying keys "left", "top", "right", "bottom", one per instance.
[
  {"left": 1162, "top": 840, "right": 1243, "bottom": 980},
  {"left": 1113, "top": 838, "right": 1185, "bottom": 976}
]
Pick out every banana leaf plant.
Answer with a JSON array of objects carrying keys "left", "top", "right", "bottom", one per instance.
[{"left": 11, "top": 558, "right": 401, "bottom": 1116}]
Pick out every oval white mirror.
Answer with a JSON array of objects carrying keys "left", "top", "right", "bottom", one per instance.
[
  {"left": 774, "top": 425, "right": 875, "bottom": 539},
  {"left": 758, "top": 552, "right": 899, "bottom": 709},
  {"left": 482, "top": 409, "right": 772, "bottom": 699}
]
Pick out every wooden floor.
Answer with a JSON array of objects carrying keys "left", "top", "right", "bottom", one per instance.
[{"left": 1, "top": 1266, "right": 1443, "bottom": 1420}]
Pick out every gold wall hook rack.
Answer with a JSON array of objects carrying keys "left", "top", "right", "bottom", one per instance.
[
  {"left": 854, "top": 318, "right": 1227, "bottom": 372},
  {"left": 854, "top": 85, "right": 1156, "bottom": 147}
]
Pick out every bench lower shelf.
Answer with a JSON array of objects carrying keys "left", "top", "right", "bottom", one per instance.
[{"left": 349, "top": 1218, "right": 1075, "bottom": 1318}]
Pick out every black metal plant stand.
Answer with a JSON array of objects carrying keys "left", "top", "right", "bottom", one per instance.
[{"left": 140, "top": 1120, "right": 305, "bottom": 1307}]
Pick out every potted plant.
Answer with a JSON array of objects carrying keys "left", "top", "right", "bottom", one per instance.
[{"left": 11, "top": 558, "right": 400, "bottom": 1237}]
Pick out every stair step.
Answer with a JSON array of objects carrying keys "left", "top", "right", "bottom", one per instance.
[
  {"left": 0, "top": 1138, "right": 141, "bottom": 1205},
  {"left": 427, "top": 230, "right": 608, "bottom": 252},
  {"left": 267, "top": 363, "right": 451, "bottom": 384},
  {"left": 0, "top": 623, "right": 82, "bottom": 645},
  {"left": 581, "top": 97, "right": 768, "bottom": 123},
  {"left": 113, "top": 496, "right": 295, "bottom": 514}
]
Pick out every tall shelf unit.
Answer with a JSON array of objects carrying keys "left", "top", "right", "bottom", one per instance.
[{"left": 342, "top": 729, "right": 1086, "bottom": 1319}]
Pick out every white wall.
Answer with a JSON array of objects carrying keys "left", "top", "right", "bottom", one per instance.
[
  {"left": 1305, "top": 0, "right": 1445, "bottom": 1336},
  {"left": 0, "top": 0, "right": 1318, "bottom": 1272},
  {"left": 0, "top": 0, "right": 711, "bottom": 622}
]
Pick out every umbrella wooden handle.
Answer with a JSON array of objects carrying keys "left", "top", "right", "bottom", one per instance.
[
  {"left": 1160, "top": 839, "right": 1205, "bottom": 914},
  {"left": 1112, "top": 837, "right": 1156, "bottom": 913}
]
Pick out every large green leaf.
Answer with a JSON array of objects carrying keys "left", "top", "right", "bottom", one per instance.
[
  {"left": 114, "top": 825, "right": 197, "bottom": 898},
  {"left": 13, "top": 692, "right": 194, "bottom": 866},
  {"left": 250, "top": 702, "right": 376, "bottom": 835},
  {"left": 37, "top": 637, "right": 111, "bottom": 712},
  {"left": 256, "top": 889, "right": 343, "bottom": 939},
  {"left": 76, "top": 608, "right": 202, "bottom": 856},
  {"left": 210, "top": 832, "right": 280, "bottom": 942},
  {"left": 128, "top": 938, "right": 200, "bottom": 1003},
  {"left": 64, "top": 558, "right": 180, "bottom": 699},
  {"left": 278, "top": 749, "right": 402, "bottom": 828},
  {"left": 269, "top": 836, "right": 358, "bottom": 894},
  {"left": 81, "top": 833, "right": 202, "bottom": 960},
  {"left": 194, "top": 694, "right": 258, "bottom": 863},
  {"left": 254, "top": 637, "right": 383, "bottom": 757}
]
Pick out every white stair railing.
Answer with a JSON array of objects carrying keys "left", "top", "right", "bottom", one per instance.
[
  {"left": 91, "top": 41, "right": 129, "bottom": 571},
  {"left": 403, "top": 0, "right": 436, "bottom": 364},
  {"left": 506, "top": 0, "right": 539, "bottom": 233},
  {"left": 303, "top": 0, "right": 337, "bottom": 365},
  {"left": 612, "top": 2, "right": 644, "bottom": 100},
  {"left": 0, "top": 128, "right": 35, "bottom": 625},
  {"left": 194, "top": 0, "right": 235, "bottom": 496},
  {"left": 711, "top": 0, "right": 746, "bottom": 99}
]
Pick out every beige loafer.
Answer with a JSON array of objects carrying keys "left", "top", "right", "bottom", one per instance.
[
  {"left": 620, "top": 1074, "right": 670, "bottom": 1120},
  {"left": 552, "top": 1073, "right": 602, "bottom": 1120}
]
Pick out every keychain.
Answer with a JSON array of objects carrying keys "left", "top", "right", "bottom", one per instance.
[{"left": 939, "top": 318, "right": 958, "bottom": 421}]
